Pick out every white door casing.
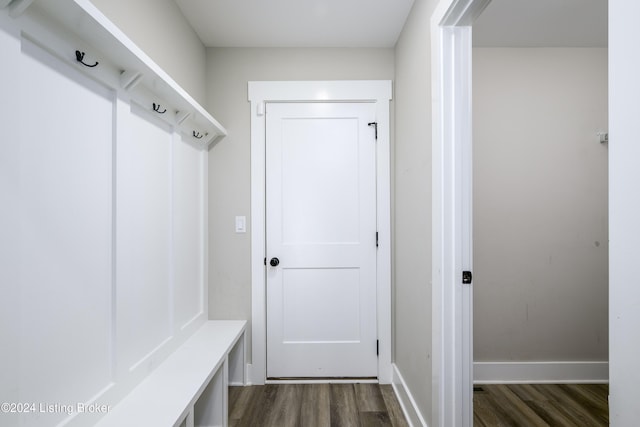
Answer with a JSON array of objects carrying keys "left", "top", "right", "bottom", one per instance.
[
  {"left": 265, "top": 102, "right": 378, "bottom": 378},
  {"left": 249, "top": 81, "right": 392, "bottom": 384},
  {"left": 431, "top": 1, "right": 491, "bottom": 426}
]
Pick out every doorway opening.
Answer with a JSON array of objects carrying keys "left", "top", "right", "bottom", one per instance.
[
  {"left": 432, "top": 0, "right": 609, "bottom": 425},
  {"left": 248, "top": 81, "right": 393, "bottom": 385},
  {"left": 472, "top": 20, "right": 609, "bottom": 385}
]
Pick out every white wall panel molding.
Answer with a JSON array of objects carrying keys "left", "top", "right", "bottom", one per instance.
[
  {"left": 172, "top": 132, "right": 208, "bottom": 330},
  {"left": 474, "top": 361, "right": 609, "bottom": 384},
  {"left": 115, "top": 102, "right": 173, "bottom": 378},
  {"left": 0, "top": 3, "right": 225, "bottom": 425},
  {"left": 0, "top": 13, "right": 22, "bottom": 427},
  {"left": 17, "top": 34, "right": 115, "bottom": 427}
]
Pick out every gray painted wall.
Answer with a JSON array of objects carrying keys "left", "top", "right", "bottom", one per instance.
[
  {"left": 473, "top": 48, "right": 608, "bottom": 362},
  {"left": 90, "top": 0, "right": 207, "bottom": 104},
  {"left": 393, "top": 0, "right": 438, "bottom": 422},
  {"left": 204, "top": 47, "right": 395, "bottom": 360}
]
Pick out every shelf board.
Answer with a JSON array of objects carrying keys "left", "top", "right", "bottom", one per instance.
[{"left": 5, "top": 0, "right": 226, "bottom": 147}]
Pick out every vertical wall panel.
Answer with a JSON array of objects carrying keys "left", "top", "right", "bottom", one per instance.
[
  {"left": 116, "top": 106, "right": 173, "bottom": 371},
  {"left": 0, "top": 16, "right": 22, "bottom": 427},
  {"left": 173, "top": 138, "right": 205, "bottom": 329},
  {"left": 17, "top": 39, "right": 114, "bottom": 426}
]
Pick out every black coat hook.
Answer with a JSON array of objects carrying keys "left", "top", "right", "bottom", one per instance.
[
  {"left": 75, "top": 50, "right": 99, "bottom": 68},
  {"left": 153, "top": 103, "right": 167, "bottom": 114},
  {"left": 193, "top": 131, "right": 203, "bottom": 139},
  {"left": 368, "top": 122, "right": 378, "bottom": 140}
]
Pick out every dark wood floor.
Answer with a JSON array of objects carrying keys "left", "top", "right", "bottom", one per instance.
[
  {"left": 228, "top": 383, "right": 409, "bottom": 427},
  {"left": 229, "top": 383, "right": 608, "bottom": 426},
  {"left": 474, "top": 384, "right": 609, "bottom": 426}
]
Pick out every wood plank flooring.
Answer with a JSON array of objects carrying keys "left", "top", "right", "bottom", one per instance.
[
  {"left": 474, "top": 384, "right": 609, "bottom": 426},
  {"left": 230, "top": 383, "right": 608, "bottom": 426},
  {"left": 228, "top": 383, "right": 409, "bottom": 427}
]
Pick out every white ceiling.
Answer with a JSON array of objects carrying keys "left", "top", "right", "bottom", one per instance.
[
  {"left": 174, "top": 0, "right": 415, "bottom": 48},
  {"left": 473, "top": 0, "right": 607, "bottom": 47},
  {"left": 175, "top": 0, "right": 607, "bottom": 49}
]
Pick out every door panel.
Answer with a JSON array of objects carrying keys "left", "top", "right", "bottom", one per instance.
[
  {"left": 282, "top": 268, "right": 361, "bottom": 343},
  {"left": 266, "top": 102, "right": 378, "bottom": 378},
  {"left": 281, "top": 117, "right": 360, "bottom": 244}
]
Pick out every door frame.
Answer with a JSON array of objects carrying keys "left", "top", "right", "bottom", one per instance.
[
  {"left": 248, "top": 80, "right": 393, "bottom": 384},
  {"left": 431, "top": 0, "right": 491, "bottom": 426}
]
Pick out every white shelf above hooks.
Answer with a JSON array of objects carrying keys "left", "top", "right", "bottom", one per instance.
[{"left": 2, "top": 0, "right": 227, "bottom": 149}]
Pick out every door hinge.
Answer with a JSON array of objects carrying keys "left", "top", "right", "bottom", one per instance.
[
  {"left": 368, "top": 122, "right": 378, "bottom": 140},
  {"left": 462, "top": 270, "right": 473, "bottom": 284},
  {"left": 376, "top": 231, "right": 379, "bottom": 248},
  {"left": 376, "top": 340, "right": 379, "bottom": 356},
  {"left": 264, "top": 257, "right": 266, "bottom": 266}
]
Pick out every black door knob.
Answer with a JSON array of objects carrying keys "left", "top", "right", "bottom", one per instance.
[{"left": 270, "top": 257, "right": 280, "bottom": 267}]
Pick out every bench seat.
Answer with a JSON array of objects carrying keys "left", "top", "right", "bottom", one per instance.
[{"left": 96, "top": 320, "right": 246, "bottom": 427}]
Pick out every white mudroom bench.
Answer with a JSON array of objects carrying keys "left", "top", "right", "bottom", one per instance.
[{"left": 95, "top": 320, "right": 247, "bottom": 427}]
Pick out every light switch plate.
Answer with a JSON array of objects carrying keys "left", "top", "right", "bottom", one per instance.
[{"left": 235, "top": 216, "right": 246, "bottom": 233}]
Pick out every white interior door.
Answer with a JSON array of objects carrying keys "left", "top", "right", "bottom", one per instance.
[{"left": 266, "top": 102, "right": 378, "bottom": 378}]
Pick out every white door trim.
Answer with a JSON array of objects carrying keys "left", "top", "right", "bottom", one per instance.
[
  {"left": 248, "top": 80, "right": 393, "bottom": 385},
  {"left": 431, "top": 1, "right": 490, "bottom": 426}
]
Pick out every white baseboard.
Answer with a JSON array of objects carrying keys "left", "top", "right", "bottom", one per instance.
[
  {"left": 246, "top": 363, "right": 261, "bottom": 385},
  {"left": 474, "top": 361, "right": 609, "bottom": 384},
  {"left": 391, "top": 364, "right": 428, "bottom": 427}
]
